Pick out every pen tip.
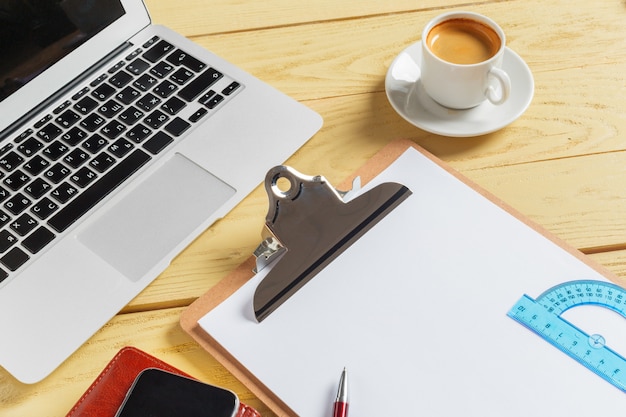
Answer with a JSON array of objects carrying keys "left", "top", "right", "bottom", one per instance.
[{"left": 336, "top": 367, "right": 349, "bottom": 402}]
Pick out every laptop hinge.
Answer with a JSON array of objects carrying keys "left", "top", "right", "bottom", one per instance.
[{"left": 0, "top": 41, "right": 133, "bottom": 142}]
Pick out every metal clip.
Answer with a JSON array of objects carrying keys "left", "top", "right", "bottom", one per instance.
[{"left": 252, "top": 165, "right": 411, "bottom": 322}]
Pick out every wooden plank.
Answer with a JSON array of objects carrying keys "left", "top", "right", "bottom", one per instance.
[
  {"left": 143, "top": 0, "right": 474, "bottom": 37},
  {"left": 466, "top": 151, "right": 626, "bottom": 252},
  {"left": 0, "top": 308, "right": 273, "bottom": 417}
]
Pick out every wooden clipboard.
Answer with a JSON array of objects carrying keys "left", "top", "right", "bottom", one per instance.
[
  {"left": 180, "top": 138, "right": 624, "bottom": 416},
  {"left": 180, "top": 139, "right": 422, "bottom": 415}
]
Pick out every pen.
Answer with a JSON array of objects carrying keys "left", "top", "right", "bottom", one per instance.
[{"left": 333, "top": 368, "right": 349, "bottom": 417}]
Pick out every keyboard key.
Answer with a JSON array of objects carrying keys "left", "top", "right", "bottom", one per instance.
[
  {"left": 25, "top": 178, "right": 51, "bottom": 199},
  {"left": 134, "top": 74, "right": 158, "bottom": 91},
  {"left": 222, "top": 81, "right": 241, "bottom": 96},
  {"left": 70, "top": 167, "right": 98, "bottom": 188},
  {"left": 178, "top": 68, "right": 223, "bottom": 101},
  {"left": 0, "top": 151, "right": 24, "bottom": 172},
  {"left": 151, "top": 61, "right": 174, "bottom": 78},
  {"left": 166, "top": 50, "right": 206, "bottom": 72},
  {"left": 43, "top": 163, "right": 71, "bottom": 184},
  {"left": 71, "top": 87, "right": 90, "bottom": 101},
  {"left": 143, "top": 40, "right": 175, "bottom": 63},
  {"left": 89, "top": 73, "right": 107, "bottom": 87},
  {"left": 0, "top": 230, "right": 17, "bottom": 252},
  {"left": 108, "top": 60, "right": 126, "bottom": 74},
  {"left": 142, "top": 131, "right": 173, "bottom": 154},
  {"left": 55, "top": 109, "right": 81, "bottom": 128},
  {"left": 17, "top": 137, "right": 43, "bottom": 157},
  {"left": 5, "top": 193, "right": 31, "bottom": 215},
  {"left": 22, "top": 226, "right": 55, "bottom": 254},
  {"left": 116, "top": 86, "right": 141, "bottom": 105},
  {"left": 199, "top": 90, "right": 216, "bottom": 104},
  {"left": 153, "top": 80, "right": 177, "bottom": 98},
  {"left": 42, "top": 141, "right": 70, "bottom": 161},
  {"left": 89, "top": 152, "right": 116, "bottom": 173},
  {"left": 1, "top": 247, "right": 29, "bottom": 271},
  {"left": 14, "top": 129, "right": 33, "bottom": 143},
  {"left": 83, "top": 134, "right": 109, "bottom": 154},
  {"left": 53, "top": 100, "right": 72, "bottom": 114},
  {"left": 144, "top": 110, "right": 169, "bottom": 129},
  {"left": 125, "top": 48, "right": 142, "bottom": 61},
  {"left": 23, "top": 155, "right": 50, "bottom": 176},
  {"left": 109, "top": 70, "right": 133, "bottom": 88},
  {"left": 74, "top": 96, "right": 98, "bottom": 114},
  {"left": 0, "top": 268, "right": 7, "bottom": 283},
  {"left": 37, "top": 123, "right": 62, "bottom": 142},
  {"left": 108, "top": 139, "right": 134, "bottom": 158},
  {"left": 51, "top": 182, "right": 79, "bottom": 204},
  {"left": 31, "top": 197, "right": 58, "bottom": 220},
  {"left": 119, "top": 106, "right": 144, "bottom": 125},
  {"left": 0, "top": 210, "right": 11, "bottom": 226},
  {"left": 34, "top": 114, "right": 52, "bottom": 129},
  {"left": 126, "top": 124, "right": 152, "bottom": 143},
  {"left": 164, "top": 117, "right": 191, "bottom": 137},
  {"left": 64, "top": 148, "right": 90, "bottom": 169},
  {"left": 161, "top": 97, "right": 186, "bottom": 115},
  {"left": 4, "top": 170, "right": 30, "bottom": 191},
  {"left": 91, "top": 83, "right": 116, "bottom": 101},
  {"left": 189, "top": 107, "right": 208, "bottom": 123},
  {"left": 98, "top": 100, "right": 123, "bottom": 118},
  {"left": 142, "top": 36, "right": 159, "bottom": 49},
  {"left": 136, "top": 93, "right": 161, "bottom": 111},
  {"left": 170, "top": 68, "right": 194, "bottom": 85},
  {"left": 101, "top": 120, "right": 126, "bottom": 139},
  {"left": 81, "top": 113, "right": 106, "bottom": 132},
  {"left": 48, "top": 149, "right": 151, "bottom": 232},
  {"left": 0, "top": 187, "right": 8, "bottom": 203},
  {"left": 61, "top": 127, "right": 88, "bottom": 146},
  {"left": 127, "top": 58, "right": 150, "bottom": 75},
  {"left": 203, "top": 94, "right": 224, "bottom": 109},
  {"left": 10, "top": 213, "right": 38, "bottom": 236}
]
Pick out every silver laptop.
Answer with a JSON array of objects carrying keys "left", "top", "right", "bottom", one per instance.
[{"left": 0, "top": 0, "right": 322, "bottom": 383}]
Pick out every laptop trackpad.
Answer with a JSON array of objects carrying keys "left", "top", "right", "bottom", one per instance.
[{"left": 78, "top": 153, "right": 236, "bottom": 281}]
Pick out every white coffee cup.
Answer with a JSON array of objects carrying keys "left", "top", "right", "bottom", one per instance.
[{"left": 420, "top": 11, "right": 511, "bottom": 109}]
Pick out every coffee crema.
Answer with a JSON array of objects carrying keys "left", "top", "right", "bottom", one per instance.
[{"left": 426, "top": 18, "right": 501, "bottom": 65}]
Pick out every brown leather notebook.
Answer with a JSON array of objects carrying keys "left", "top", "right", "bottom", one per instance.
[{"left": 66, "top": 346, "right": 261, "bottom": 417}]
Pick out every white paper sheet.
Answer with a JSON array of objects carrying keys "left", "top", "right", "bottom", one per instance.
[{"left": 199, "top": 147, "right": 625, "bottom": 416}]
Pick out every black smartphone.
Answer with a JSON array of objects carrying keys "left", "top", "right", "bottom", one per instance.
[{"left": 115, "top": 368, "right": 240, "bottom": 417}]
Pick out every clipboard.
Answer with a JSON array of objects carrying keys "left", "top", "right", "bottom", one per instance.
[
  {"left": 181, "top": 139, "right": 626, "bottom": 416},
  {"left": 180, "top": 139, "right": 418, "bottom": 415}
]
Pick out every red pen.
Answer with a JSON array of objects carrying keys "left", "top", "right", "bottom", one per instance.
[{"left": 332, "top": 368, "right": 349, "bottom": 417}]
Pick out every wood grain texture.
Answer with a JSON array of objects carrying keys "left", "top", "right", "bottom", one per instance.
[{"left": 5, "top": 0, "right": 626, "bottom": 416}]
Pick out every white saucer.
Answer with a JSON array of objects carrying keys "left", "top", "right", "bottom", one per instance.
[{"left": 385, "top": 42, "right": 534, "bottom": 137}]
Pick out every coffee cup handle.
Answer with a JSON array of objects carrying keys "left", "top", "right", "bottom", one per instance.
[{"left": 486, "top": 67, "right": 511, "bottom": 105}]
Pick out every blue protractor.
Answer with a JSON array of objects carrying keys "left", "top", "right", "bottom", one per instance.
[{"left": 507, "top": 280, "right": 626, "bottom": 392}]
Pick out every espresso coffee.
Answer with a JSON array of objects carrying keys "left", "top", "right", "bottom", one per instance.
[{"left": 426, "top": 18, "right": 501, "bottom": 65}]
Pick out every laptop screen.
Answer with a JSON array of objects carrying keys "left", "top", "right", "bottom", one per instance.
[{"left": 0, "top": 0, "right": 126, "bottom": 103}]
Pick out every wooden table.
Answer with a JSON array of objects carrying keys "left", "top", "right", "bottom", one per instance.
[{"left": 3, "top": 0, "right": 626, "bottom": 415}]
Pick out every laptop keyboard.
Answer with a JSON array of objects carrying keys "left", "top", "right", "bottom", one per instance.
[{"left": 0, "top": 36, "right": 242, "bottom": 283}]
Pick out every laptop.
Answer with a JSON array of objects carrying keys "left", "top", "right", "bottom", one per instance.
[{"left": 0, "top": 0, "right": 322, "bottom": 384}]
